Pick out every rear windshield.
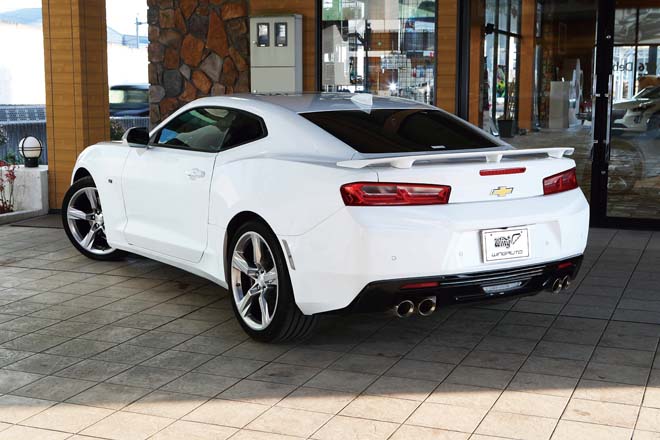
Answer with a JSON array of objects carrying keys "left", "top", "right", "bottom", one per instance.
[{"left": 301, "top": 109, "right": 500, "bottom": 154}]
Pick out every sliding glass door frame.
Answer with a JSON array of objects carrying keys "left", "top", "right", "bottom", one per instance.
[{"left": 592, "top": 0, "right": 660, "bottom": 230}]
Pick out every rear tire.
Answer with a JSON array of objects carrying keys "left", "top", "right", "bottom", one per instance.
[
  {"left": 61, "top": 177, "right": 126, "bottom": 261},
  {"left": 228, "top": 220, "right": 317, "bottom": 342}
]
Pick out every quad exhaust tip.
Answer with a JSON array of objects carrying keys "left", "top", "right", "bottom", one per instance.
[
  {"left": 394, "top": 300, "right": 415, "bottom": 318},
  {"left": 418, "top": 296, "right": 437, "bottom": 316},
  {"left": 394, "top": 297, "right": 437, "bottom": 318},
  {"left": 551, "top": 278, "right": 563, "bottom": 294},
  {"left": 551, "top": 276, "right": 572, "bottom": 294}
]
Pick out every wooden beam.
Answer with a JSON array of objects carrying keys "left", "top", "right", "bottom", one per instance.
[
  {"left": 436, "top": 0, "right": 458, "bottom": 113},
  {"left": 42, "top": 0, "right": 109, "bottom": 208},
  {"left": 518, "top": 0, "right": 537, "bottom": 130},
  {"left": 469, "top": 0, "right": 484, "bottom": 126}
]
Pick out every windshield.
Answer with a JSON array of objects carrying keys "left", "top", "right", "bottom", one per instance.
[
  {"left": 301, "top": 109, "right": 501, "bottom": 154},
  {"left": 109, "top": 88, "right": 148, "bottom": 105}
]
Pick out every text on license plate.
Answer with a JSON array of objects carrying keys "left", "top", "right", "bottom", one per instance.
[{"left": 482, "top": 228, "right": 530, "bottom": 263}]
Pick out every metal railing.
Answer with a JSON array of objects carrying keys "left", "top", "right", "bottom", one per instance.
[{"left": 0, "top": 117, "right": 150, "bottom": 164}]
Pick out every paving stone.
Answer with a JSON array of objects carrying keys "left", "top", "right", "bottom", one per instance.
[
  {"left": 246, "top": 407, "right": 332, "bottom": 438},
  {"left": 0, "top": 395, "right": 55, "bottom": 423},
  {"left": 6, "top": 353, "right": 82, "bottom": 375},
  {"left": 22, "top": 402, "right": 113, "bottom": 433},
  {"left": 106, "top": 365, "right": 182, "bottom": 389},
  {"left": 81, "top": 410, "right": 174, "bottom": 440},
  {"left": 407, "top": 402, "right": 487, "bottom": 432},
  {"left": 184, "top": 398, "right": 269, "bottom": 428},
  {"left": 219, "top": 379, "right": 295, "bottom": 406},
  {"left": 12, "top": 375, "right": 96, "bottom": 401},
  {"left": 276, "top": 386, "right": 357, "bottom": 414},
  {"left": 552, "top": 420, "right": 632, "bottom": 440},
  {"left": 563, "top": 398, "right": 640, "bottom": 429},
  {"left": 475, "top": 411, "right": 557, "bottom": 440},
  {"left": 68, "top": 382, "right": 151, "bottom": 410},
  {"left": 313, "top": 415, "right": 397, "bottom": 440}
]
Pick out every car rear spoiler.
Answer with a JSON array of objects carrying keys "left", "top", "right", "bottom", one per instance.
[{"left": 336, "top": 147, "right": 575, "bottom": 169}]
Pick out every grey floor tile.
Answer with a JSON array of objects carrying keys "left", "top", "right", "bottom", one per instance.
[
  {"left": 106, "top": 365, "right": 183, "bottom": 389},
  {"left": 12, "top": 375, "right": 96, "bottom": 401}
]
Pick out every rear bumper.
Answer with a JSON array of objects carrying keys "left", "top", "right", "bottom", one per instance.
[
  {"left": 283, "top": 189, "right": 589, "bottom": 315},
  {"left": 340, "top": 255, "right": 583, "bottom": 313}
]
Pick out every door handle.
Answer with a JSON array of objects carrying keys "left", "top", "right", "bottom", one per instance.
[{"left": 185, "top": 168, "right": 205, "bottom": 180}]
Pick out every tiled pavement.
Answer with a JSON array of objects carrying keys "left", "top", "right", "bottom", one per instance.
[{"left": 0, "top": 226, "right": 660, "bottom": 439}]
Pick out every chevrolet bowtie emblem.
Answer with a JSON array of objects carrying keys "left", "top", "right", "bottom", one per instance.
[{"left": 491, "top": 186, "right": 514, "bottom": 197}]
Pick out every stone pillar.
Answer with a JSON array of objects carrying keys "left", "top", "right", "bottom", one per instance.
[
  {"left": 42, "top": 0, "right": 110, "bottom": 208},
  {"left": 148, "top": 0, "right": 250, "bottom": 126}
]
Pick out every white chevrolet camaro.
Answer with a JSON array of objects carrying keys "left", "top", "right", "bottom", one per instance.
[{"left": 62, "top": 93, "right": 589, "bottom": 341}]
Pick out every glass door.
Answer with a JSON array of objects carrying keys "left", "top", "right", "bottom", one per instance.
[{"left": 604, "top": 3, "right": 660, "bottom": 223}]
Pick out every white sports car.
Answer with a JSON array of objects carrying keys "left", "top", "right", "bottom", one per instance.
[{"left": 62, "top": 94, "right": 589, "bottom": 341}]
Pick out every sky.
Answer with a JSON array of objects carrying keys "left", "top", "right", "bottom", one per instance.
[{"left": 0, "top": 0, "right": 148, "bottom": 35}]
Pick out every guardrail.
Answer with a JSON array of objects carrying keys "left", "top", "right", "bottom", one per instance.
[{"left": 0, "top": 117, "right": 149, "bottom": 165}]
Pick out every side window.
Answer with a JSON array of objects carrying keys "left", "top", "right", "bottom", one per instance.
[
  {"left": 222, "top": 112, "right": 267, "bottom": 149},
  {"left": 156, "top": 107, "right": 237, "bottom": 152}
]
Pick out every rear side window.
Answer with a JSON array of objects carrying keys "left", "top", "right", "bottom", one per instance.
[
  {"left": 155, "top": 107, "right": 267, "bottom": 152},
  {"left": 223, "top": 112, "right": 267, "bottom": 149},
  {"left": 301, "top": 109, "right": 500, "bottom": 154}
]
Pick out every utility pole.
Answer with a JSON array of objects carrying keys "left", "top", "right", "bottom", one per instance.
[{"left": 135, "top": 16, "right": 147, "bottom": 48}]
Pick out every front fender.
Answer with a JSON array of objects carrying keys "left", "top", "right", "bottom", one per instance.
[{"left": 71, "top": 142, "right": 131, "bottom": 245}]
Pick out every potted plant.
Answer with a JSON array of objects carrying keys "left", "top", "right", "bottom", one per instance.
[
  {"left": 498, "top": 81, "right": 517, "bottom": 138},
  {"left": 0, "top": 126, "right": 18, "bottom": 214}
]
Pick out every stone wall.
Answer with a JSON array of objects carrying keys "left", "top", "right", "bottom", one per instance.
[{"left": 147, "top": 0, "right": 250, "bottom": 126}]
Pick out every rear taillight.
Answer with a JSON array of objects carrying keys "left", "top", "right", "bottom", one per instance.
[
  {"left": 340, "top": 182, "right": 451, "bottom": 206},
  {"left": 543, "top": 168, "right": 578, "bottom": 195}
]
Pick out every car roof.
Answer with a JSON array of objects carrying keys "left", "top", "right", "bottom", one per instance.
[{"left": 233, "top": 93, "right": 436, "bottom": 114}]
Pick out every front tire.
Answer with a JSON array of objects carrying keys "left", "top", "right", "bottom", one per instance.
[
  {"left": 61, "top": 177, "right": 125, "bottom": 261},
  {"left": 228, "top": 221, "right": 317, "bottom": 342}
]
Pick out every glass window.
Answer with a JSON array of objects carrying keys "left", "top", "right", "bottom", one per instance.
[
  {"left": 223, "top": 112, "right": 268, "bottom": 149},
  {"left": 320, "top": 0, "right": 435, "bottom": 104},
  {"left": 510, "top": 0, "right": 521, "bottom": 35},
  {"left": 479, "top": 0, "right": 521, "bottom": 134},
  {"left": 498, "top": 0, "right": 510, "bottom": 31},
  {"left": 301, "top": 109, "right": 501, "bottom": 154},
  {"left": 614, "top": 8, "right": 637, "bottom": 45},
  {"left": 156, "top": 107, "right": 266, "bottom": 152},
  {"left": 638, "top": 9, "right": 660, "bottom": 44},
  {"left": 109, "top": 88, "right": 148, "bottom": 104}
]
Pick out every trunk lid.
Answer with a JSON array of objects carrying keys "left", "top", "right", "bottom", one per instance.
[{"left": 337, "top": 148, "right": 577, "bottom": 204}]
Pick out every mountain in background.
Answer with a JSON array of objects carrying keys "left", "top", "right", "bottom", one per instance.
[
  {"left": 0, "top": 7, "right": 42, "bottom": 26},
  {"left": 0, "top": 7, "right": 148, "bottom": 46}
]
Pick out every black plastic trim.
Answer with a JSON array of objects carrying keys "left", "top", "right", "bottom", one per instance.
[{"left": 335, "top": 256, "right": 583, "bottom": 314}]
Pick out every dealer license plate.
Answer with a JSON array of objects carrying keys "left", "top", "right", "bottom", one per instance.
[{"left": 482, "top": 228, "right": 530, "bottom": 263}]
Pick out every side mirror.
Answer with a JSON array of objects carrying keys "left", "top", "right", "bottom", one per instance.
[{"left": 123, "top": 127, "right": 150, "bottom": 147}]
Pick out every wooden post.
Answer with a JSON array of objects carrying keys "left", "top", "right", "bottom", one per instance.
[
  {"left": 42, "top": 0, "right": 109, "bottom": 208},
  {"left": 517, "top": 0, "right": 537, "bottom": 130},
  {"left": 436, "top": 0, "right": 458, "bottom": 113}
]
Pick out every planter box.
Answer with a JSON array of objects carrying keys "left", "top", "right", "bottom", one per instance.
[{"left": 0, "top": 165, "right": 49, "bottom": 225}]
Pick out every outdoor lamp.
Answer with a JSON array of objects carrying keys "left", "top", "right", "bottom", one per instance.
[{"left": 19, "top": 136, "right": 42, "bottom": 168}]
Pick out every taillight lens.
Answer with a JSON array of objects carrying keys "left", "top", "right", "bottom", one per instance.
[
  {"left": 340, "top": 182, "right": 451, "bottom": 206},
  {"left": 543, "top": 168, "right": 578, "bottom": 195}
]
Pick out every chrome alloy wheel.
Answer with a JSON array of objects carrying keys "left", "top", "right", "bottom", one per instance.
[
  {"left": 66, "top": 187, "right": 115, "bottom": 256},
  {"left": 231, "top": 231, "right": 279, "bottom": 331}
]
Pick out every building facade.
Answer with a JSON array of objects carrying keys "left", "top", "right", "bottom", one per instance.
[{"left": 40, "top": 0, "right": 660, "bottom": 230}]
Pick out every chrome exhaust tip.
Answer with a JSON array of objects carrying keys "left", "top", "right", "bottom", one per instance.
[
  {"left": 551, "top": 278, "right": 563, "bottom": 294},
  {"left": 562, "top": 275, "right": 571, "bottom": 290},
  {"left": 418, "top": 296, "right": 437, "bottom": 316},
  {"left": 394, "top": 300, "right": 415, "bottom": 318}
]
